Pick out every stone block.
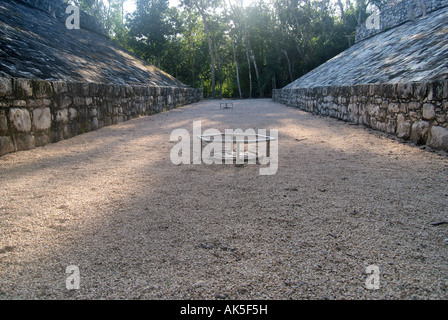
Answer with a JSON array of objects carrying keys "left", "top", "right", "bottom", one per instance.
[
  {"left": 385, "top": 119, "right": 396, "bottom": 134},
  {"left": 9, "top": 108, "right": 31, "bottom": 132},
  {"left": 55, "top": 96, "right": 72, "bottom": 109},
  {"left": 13, "top": 133, "right": 35, "bottom": 151},
  {"left": 397, "top": 82, "right": 412, "bottom": 99},
  {"left": 56, "top": 109, "right": 69, "bottom": 123},
  {"left": 387, "top": 103, "right": 400, "bottom": 114},
  {"left": 397, "top": 120, "right": 411, "bottom": 139},
  {"left": 27, "top": 99, "right": 43, "bottom": 108},
  {"left": 0, "top": 136, "right": 15, "bottom": 156},
  {"left": 428, "top": 126, "right": 448, "bottom": 151},
  {"left": 433, "top": 80, "right": 444, "bottom": 100},
  {"left": 69, "top": 108, "right": 78, "bottom": 120},
  {"left": 73, "top": 96, "right": 85, "bottom": 107},
  {"left": 397, "top": 114, "right": 410, "bottom": 139},
  {"left": 13, "top": 78, "right": 33, "bottom": 98},
  {"left": 0, "top": 77, "right": 13, "bottom": 97},
  {"left": 422, "top": 103, "right": 436, "bottom": 120},
  {"left": 91, "top": 117, "right": 99, "bottom": 130},
  {"left": 32, "top": 107, "right": 52, "bottom": 131},
  {"left": 80, "top": 83, "right": 90, "bottom": 96},
  {"left": 367, "top": 104, "right": 380, "bottom": 116},
  {"left": 89, "top": 83, "right": 99, "bottom": 96},
  {"left": 436, "top": 113, "right": 447, "bottom": 124},
  {"left": 410, "top": 121, "right": 429, "bottom": 144},
  {"left": 426, "top": 82, "right": 434, "bottom": 101},
  {"left": 42, "top": 99, "right": 52, "bottom": 107},
  {"left": 413, "top": 82, "right": 428, "bottom": 100},
  {"left": 32, "top": 80, "right": 53, "bottom": 98},
  {"left": 0, "top": 110, "right": 8, "bottom": 135},
  {"left": 89, "top": 108, "right": 97, "bottom": 117},
  {"left": 52, "top": 81, "right": 68, "bottom": 94},
  {"left": 13, "top": 100, "right": 27, "bottom": 107},
  {"left": 443, "top": 80, "right": 448, "bottom": 99},
  {"left": 34, "top": 132, "right": 51, "bottom": 147}
]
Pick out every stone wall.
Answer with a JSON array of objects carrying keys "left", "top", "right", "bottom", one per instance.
[
  {"left": 273, "top": 80, "right": 448, "bottom": 151},
  {"left": 0, "top": 77, "right": 203, "bottom": 156},
  {"left": 356, "top": 0, "right": 448, "bottom": 43}
]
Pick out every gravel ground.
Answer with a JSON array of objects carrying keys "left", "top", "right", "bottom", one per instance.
[{"left": 0, "top": 99, "right": 447, "bottom": 300}]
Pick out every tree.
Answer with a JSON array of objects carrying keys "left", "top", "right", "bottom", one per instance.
[
  {"left": 127, "top": 0, "right": 172, "bottom": 67},
  {"left": 181, "top": 0, "right": 222, "bottom": 99},
  {"left": 73, "top": 0, "right": 368, "bottom": 98}
]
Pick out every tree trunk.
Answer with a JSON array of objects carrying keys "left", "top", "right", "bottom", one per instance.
[
  {"left": 214, "top": 39, "right": 223, "bottom": 99},
  {"left": 282, "top": 49, "right": 293, "bottom": 83},
  {"left": 203, "top": 17, "right": 216, "bottom": 98},
  {"left": 246, "top": 36, "right": 262, "bottom": 98},
  {"left": 191, "top": 40, "right": 196, "bottom": 87},
  {"left": 232, "top": 37, "right": 243, "bottom": 99},
  {"left": 245, "top": 48, "right": 252, "bottom": 99}
]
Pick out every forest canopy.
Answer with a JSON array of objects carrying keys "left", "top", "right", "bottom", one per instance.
[{"left": 69, "top": 0, "right": 386, "bottom": 98}]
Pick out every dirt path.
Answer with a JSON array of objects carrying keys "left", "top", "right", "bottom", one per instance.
[{"left": 0, "top": 99, "right": 447, "bottom": 300}]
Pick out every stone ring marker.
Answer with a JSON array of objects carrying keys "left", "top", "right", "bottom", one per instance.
[{"left": 198, "top": 132, "right": 276, "bottom": 164}]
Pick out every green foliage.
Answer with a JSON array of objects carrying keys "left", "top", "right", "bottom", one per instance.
[{"left": 74, "top": 0, "right": 375, "bottom": 98}]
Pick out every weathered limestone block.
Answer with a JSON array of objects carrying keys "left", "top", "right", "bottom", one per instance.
[
  {"left": 385, "top": 119, "right": 396, "bottom": 134},
  {"left": 55, "top": 96, "right": 72, "bottom": 109},
  {"left": 91, "top": 117, "right": 99, "bottom": 130},
  {"left": 32, "top": 80, "right": 53, "bottom": 98},
  {"left": 13, "top": 100, "right": 27, "bottom": 107},
  {"left": 397, "top": 114, "right": 411, "bottom": 139},
  {"left": 443, "top": 80, "right": 448, "bottom": 99},
  {"left": 422, "top": 103, "right": 436, "bottom": 120},
  {"left": 397, "top": 82, "right": 413, "bottom": 99},
  {"left": 74, "top": 96, "right": 86, "bottom": 107},
  {"left": 0, "top": 110, "right": 8, "bottom": 135},
  {"left": 14, "top": 133, "right": 35, "bottom": 151},
  {"left": 89, "top": 83, "right": 99, "bottom": 96},
  {"left": 26, "top": 99, "right": 43, "bottom": 108},
  {"left": 35, "top": 133, "right": 51, "bottom": 147},
  {"left": 428, "top": 126, "right": 448, "bottom": 151},
  {"left": 0, "top": 78, "right": 13, "bottom": 97},
  {"left": 14, "top": 79, "right": 33, "bottom": 98},
  {"left": 413, "top": 82, "right": 428, "bottom": 100},
  {"left": 387, "top": 103, "right": 400, "bottom": 114},
  {"left": 0, "top": 136, "right": 14, "bottom": 156},
  {"left": 42, "top": 99, "right": 51, "bottom": 107},
  {"left": 432, "top": 80, "right": 445, "bottom": 101},
  {"left": 89, "top": 108, "right": 97, "bottom": 117},
  {"left": 56, "top": 109, "right": 69, "bottom": 123},
  {"left": 367, "top": 104, "right": 380, "bottom": 117},
  {"left": 32, "top": 107, "right": 52, "bottom": 131},
  {"left": 9, "top": 108, "right": 31, "bottom": 132},
  {"left": 409, "top": 111, "right": 422, "bottom": 121},
  {"left": 69, "top": 108, "right": 78, "bottom": 120},
  {"left": 52, "top": 81, "right": 68, "bottom": 94},
  {"left": 410, "top": 121, "right": 429, "bottom": 144},
  {"left": 436, "top": 113, "right": 447, "bottom": 124}
]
